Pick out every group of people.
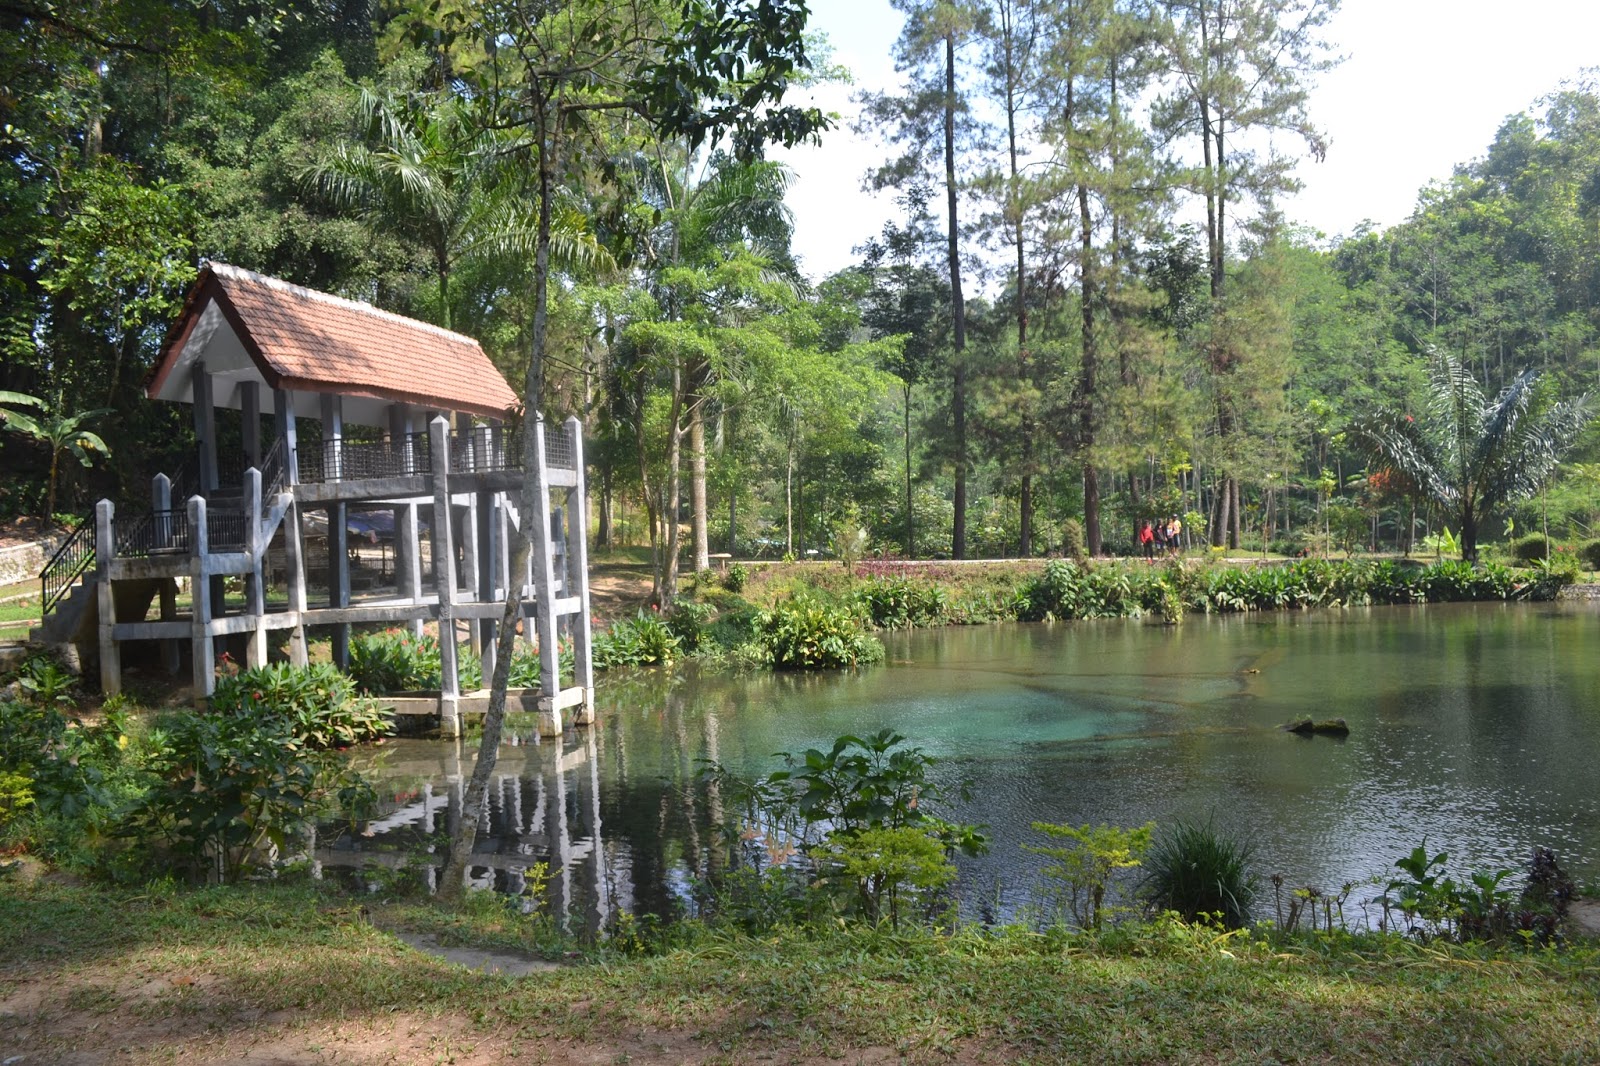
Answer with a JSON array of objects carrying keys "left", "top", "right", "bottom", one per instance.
[{"left": 1137, "top": 516, "right": 1183, "bottom": 560}]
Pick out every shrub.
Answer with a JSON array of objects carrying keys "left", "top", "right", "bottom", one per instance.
[
  {"left": 348, "top": 629, "right": 442, "bottom": 693},
  {"left": 825, "top": 825, "right": 956, "bottom": 929},
  {"left": 1059, "top": 517, "right": 1087, "bottom": 563},
  {"left": 856, "top": 577, "right": 950, "bottom": 629},
  {"left": 1140, "top": 819, "right": 1256, "bottom": 928},
  {"left": 1025, "top": 821, "right": 1154, "bottom": 930},
  {"left": 1581, "top": 540, "right": 1600, "bottom": 572},
  {"left": 126, "top": 701, "right": 374, "bottom": 884},
  {"left": 754, "top": 598, "right": 883, "bottom": 669},
  {"left": 592, "top": 609, "right": 682, "bottom": 669},
  {"left": 212, "top": 662, "right": 390, "bottom": 749},
  {"left": 347, "top": 630, "right": 482, "bottom": 692},
  {"left": 722, "top": 561, "right": 749, "bottom": 593},
  {"left": 1509, "top": 533, "right": 1551, "bottom": 564}
]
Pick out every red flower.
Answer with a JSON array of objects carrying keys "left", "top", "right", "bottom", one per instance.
[{"left": 252, "top": 691, "right": 263, "bottom": 701}]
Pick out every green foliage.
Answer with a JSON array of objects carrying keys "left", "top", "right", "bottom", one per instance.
[
  {"left": 211, "top": 663, "right": 391, "bottom": 750},
  {"left": 1582, "top": 540, "right": 1600, "bottom": 571},
  {"left": 1376, "top": 843, "right": 1568, "bottom": 945},
  {"left": 348, "top": 630, "right": 485, "bottom": 693},
  {"left": 592, "top": 609, "right": 682, "bottom": 668},
  {"left": 754, "top": 597, "right": 883, "bottom": 669},
  {"left": 1025, "top": 821, "right": 1155, "bottom": 931},
  {"left": 855, "top": 576, "right": 949, "bottom": 629},
  {"left": 825, "top": 825, "right": 956, "bottom": 929},
  {"left": 722, "top": 561, "right": 750, "bottom": 593},
  {"left": 349, "top": 630, "right": 443, "bottom": 693},
  {"left": 1508, "top": 534, "right": 1551, "bottom": 563},
  {"left": 127, "top": 703, "right": 375, "bottom": 885},
  {"left": 1140, "top": 819, "right": 1256, "bottom": 929},
  {"left": 1058, "top": 517, "right": 1087, "bottom": 563},
  {"left": 0, "top": 770, "right": 34, "bottom": 830}
]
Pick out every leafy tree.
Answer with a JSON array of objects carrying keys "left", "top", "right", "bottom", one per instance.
[
  {"left": 0, "top": 392, "right": 112, "bottom": 517},
  {"left": 1356, "top": 352, "right": 1593, "bottom": 560}
]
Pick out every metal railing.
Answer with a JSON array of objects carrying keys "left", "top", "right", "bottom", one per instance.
[
  {"left": 543, "top": 423, "right": 575, "bottom": 470},
  {"left": 39, "top": 516, "right": 94, "bottom": 616},
  {"left": 296, "top": 432, "right": 431, "bottom": 484},
  {"left": 448, "top": 424, "right": 521, "bottom": 473},
  {"left": 259, "top": 436, "right": 288, "bottom": 498},
  {"left": 115, "top": 510, "right": 189, "bottom": 557},
  {"left": 113, "top": 507, "right": 249, "bottom": 558}
]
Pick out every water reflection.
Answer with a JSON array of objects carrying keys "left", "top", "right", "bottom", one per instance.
[{"left": 327, "top": 601, "right": 1600, "bottom": 929}]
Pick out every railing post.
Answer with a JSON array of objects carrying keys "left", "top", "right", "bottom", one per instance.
[
  {"left": 566, "top": 416, "right": 595, "bottom": 724},
  {"left": 95, "top": 499, "right": 120, "bottom": 697},
  {"left": 429, "top": 415, "right": 460, "bottom": 736},
  {"left": 189, "top": 495, "right": 214, "bottom": 703}
]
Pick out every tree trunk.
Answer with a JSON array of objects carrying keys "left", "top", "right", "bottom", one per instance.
[
  {"left": 946, "top": 31, "right": 969, "bottom": 561},
  {"left": 904, "top": 382, "right": 914, "bottom": 556},
  {"left": 688, "top": 361, "right": 709, "bottom": 573}
]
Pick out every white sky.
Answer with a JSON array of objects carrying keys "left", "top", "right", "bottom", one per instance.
[{"left": 773, "top": 0, "right": 1600, "bottom": 283}]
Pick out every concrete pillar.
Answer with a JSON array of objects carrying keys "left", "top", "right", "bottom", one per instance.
[
  {"left": 272, "top": 388, "right": 299, "bottom": 486},
  {"left": 244, "top": 469, "right": 267, "bottom": 668},
  {"left": 193, "top": 362, "right": 217, "bottom": 494},
  {"left": 95, "top": 500, "right": 119, "bottom": 697},
  {"left": 477, "top": 488, "right": 498, "bottom": 682},
  {"left": 429, "top": 416, "right": 460, "bottom": 735},
  {"left": 565, "top": 417, "right": 596, "bottom": 725},
  {"left": 462, "top": 493, "right": 482, "bottom": 655},
  {"left": 150, "top": 474, "right": 181, "bottom": 676},
  {"left": 530, "top": 415, "right": 562, "bottom": 736},
  {"left": 189, "top": 495, "right": 214, "bottom": 702},
  {"left": 322, "top": 394, "right": 349, "bottom": 667},
  {"left": 241, "top": 380, "right": 262, "bottom": 470}
]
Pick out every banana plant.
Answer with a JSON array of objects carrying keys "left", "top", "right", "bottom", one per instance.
[{"left": 0, "top": 391, "right": 112, "bottom": 518}]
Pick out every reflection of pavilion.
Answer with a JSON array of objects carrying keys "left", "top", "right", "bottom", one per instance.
[
  {"left": 318, "top": 730, "right": 610, "bottom": 933},
  {"left": 35, "top": 264, "right": 593, "bottom": 736}
]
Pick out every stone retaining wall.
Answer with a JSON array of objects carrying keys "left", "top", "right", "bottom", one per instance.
[
  {"left": 0, "top": 535, "right": 64, "bottom": 588},
  {"left": 1558, "top": 583, "right": 1600, "bottom": 600}
]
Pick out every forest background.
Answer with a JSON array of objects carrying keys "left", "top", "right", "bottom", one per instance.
[{"left": 4, "top": 0, "right": 1600, "bottom": 605}]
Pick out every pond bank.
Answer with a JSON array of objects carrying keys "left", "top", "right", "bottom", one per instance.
[{"left": 3, "top": 879, "right": 1598, "bottom": 1064}]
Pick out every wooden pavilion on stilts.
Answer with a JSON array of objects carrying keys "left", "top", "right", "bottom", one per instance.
[{"left": 34, "top": 263, "right": 593, "bottom": 737}]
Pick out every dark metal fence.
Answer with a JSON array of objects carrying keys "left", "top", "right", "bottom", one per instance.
[
  {"left": 112, "top": 507, "right": 248, "bottom": 558},
  {"left": 260, "top": 436, "right": 288, "bottom": 497},
  {"left": 448, "top": 425, "right": 521, "bottom": 473},
  {"left": 296, "top": 432, "right": 431, "bottom": 483},
  {"left": 115, "top": 510, "right": 189, "bottom": 557},
  {"left": 39, "top": 517, "right": 94, "bottom": 616}
]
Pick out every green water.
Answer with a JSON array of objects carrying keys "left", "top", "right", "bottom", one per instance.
[{"left": 333, "top": 601, "right": 1600, "bottom": 924}]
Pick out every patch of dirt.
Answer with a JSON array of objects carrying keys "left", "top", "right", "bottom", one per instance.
[
  {"left": 588, "top": 564, "right": 653, "bottom": 622},
  {"left": 0, "top": 516, "right": 65, "bottom": 551},
  {"left": 1570, "top": 898, "right": 1600, "bottom": 938}
]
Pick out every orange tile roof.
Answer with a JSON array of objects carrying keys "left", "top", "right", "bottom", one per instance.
[{"left": 151, "top": 264, "right": 519, "bottom": 418}]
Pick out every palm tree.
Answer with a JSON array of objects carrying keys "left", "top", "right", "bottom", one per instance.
[
  {"left": 1, "top": 391, "right": 113, "bottom": 518},
  {"left": 1356, "top": 352, "right": 1593, "bottom": 561},
  {"left": 303, "top": 88, "right": 607, "bottom": 330}
]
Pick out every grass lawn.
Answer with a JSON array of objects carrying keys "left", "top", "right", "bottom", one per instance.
[{"left": 2, "top": 877, "right": 1597, "bottom": 1064}]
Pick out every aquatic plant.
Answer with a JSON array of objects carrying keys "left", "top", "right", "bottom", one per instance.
[{"left": 1139, "top": 819, "right": 1256, "bottom": 928}]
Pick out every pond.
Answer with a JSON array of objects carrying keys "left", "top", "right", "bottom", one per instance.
[{"left": 319, "top": 600, "right": 1600, "bottom": 929}]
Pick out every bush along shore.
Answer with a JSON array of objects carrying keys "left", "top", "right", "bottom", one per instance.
[
  {"left": 4, "top": 714, "right": 1599, "bottom": 1064},
  {"left": 573, "top": 555, "right": 1577, "bottom": 676}
]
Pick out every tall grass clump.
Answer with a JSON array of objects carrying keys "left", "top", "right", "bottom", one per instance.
[{"left": 1140, "top": 819, "right": 1256, "bottom": 928}]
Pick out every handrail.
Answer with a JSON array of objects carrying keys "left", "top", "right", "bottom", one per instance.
[
  {"left": 39, "top": 516, "right": 94, "bottom": 616},
  {"left": 259, "top": 436, "right": 288, "bottom": 498}
]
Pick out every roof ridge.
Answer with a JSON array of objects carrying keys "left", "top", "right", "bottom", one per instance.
[{"left": 206, "top": 262, "right": 484, "bottom": 349}]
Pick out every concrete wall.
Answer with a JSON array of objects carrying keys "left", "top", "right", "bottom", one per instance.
[{"left": 0, "top": 534, "right": 66, "bottom": 589}]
